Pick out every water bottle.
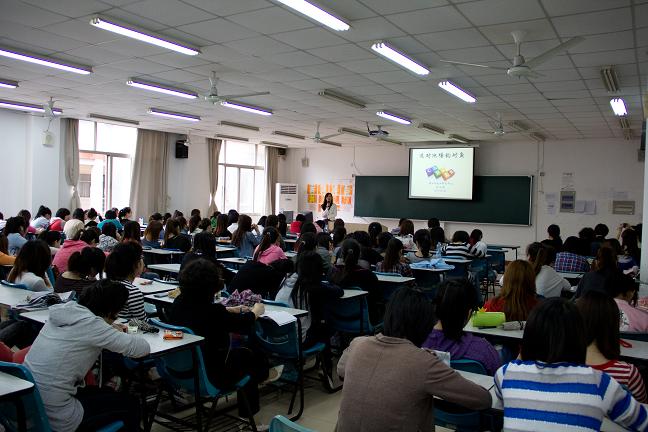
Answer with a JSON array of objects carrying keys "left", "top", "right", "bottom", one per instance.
[{"left": 435, "top": 242, "right": 442, "bottom": 259}]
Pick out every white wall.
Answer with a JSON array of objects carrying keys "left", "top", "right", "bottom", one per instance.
[
  {"left": 279, "top": 137, "right": 644, "bottom": 254},
  {"left": 166, "top": 134, "right": 210, "bottom": 216},
  {"left": 0, "top": 110, "right": 62, "bottom": 216}
]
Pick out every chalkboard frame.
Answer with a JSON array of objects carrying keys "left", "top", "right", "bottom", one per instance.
[{"left": 354, "top": 175, "right": 534, "bottom": 226}]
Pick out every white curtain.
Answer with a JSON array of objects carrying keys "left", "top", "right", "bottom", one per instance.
[
  {"left": 265, "top": 146, "right": 279, "bottom": 215},
  {"left": 129, "top": 129, "right": 169, "bottom": 219},
  {"left": 207, "top": 138, "right": 222, "bottom": 216},
  {"left": 64, "top": 118, "right": 81, "bottom": 209}
]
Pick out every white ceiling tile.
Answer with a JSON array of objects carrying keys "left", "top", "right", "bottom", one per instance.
[
  {"left": 41, "top": 19, "right": 119, "bottom": 45},
  {"left": 571, "top": 49, "right": 636, "bottom": 68},
  {"left": 155, "top": 28, "right": 213, "bottom": 48},
  {"left": 386, "top": 36, "right": 431, "bottom": 55},
  {"left": 146, "top": 69, "right": 205, "bottom": 84},
  {"left": 123, "top": 0, "right": 218, "bottom": 26},
  {"left": 143, "top": 52, "right": 213, "bottom": 69},
  {"left": 540, "top": 0, "right": 630, "bottom": 16},
  {"left": 107, "top": 58, "right": 175, "bottom": 74},
  {"left": 364, "top": 70, "right": 424, "bottom": 84},
  {"left": 228, "top": 6, "right": 314, "bottom": 35},
  {"left": 321, "top": 74, "right": 378, "bottom": 88},
  {"left": 0, "top": 20, "right": 87, "bottom": 53},
  {"left": 417, "top": 28, "right": 491, "bottom": 51},
  {"left": 457, "top": 0, "right": 545, "bottom": 26},
  {"left": 177, "top": 19, "right": 259, "bottom": 43},
  {"left": 62, "top": 45, "right": 127, "bottom": 64},
  {"left": 272, "top": 28, "right": 347, "bottom": 50},
  {"left": 98, "top": 38, "right": 171, "bottom": 57},
  {"left": 198, "top": 45, "right": 249, "bottom": 63},
  {"left": 316, "top": 0, "right": 378, "bottom": 20},
  {"left": 263, "top": 51, "right": 328, "bottom": 67},
  {"left": 552, "top": 8, "right": 633, "bottom": 38},
  {"left": 363, "top": 0, "right": 447, "bottom": 15},
  {"left": 568, "top": 31, "right": 635, "bottom": 53},
  {"left": 96, "top": 8, "right": 168, "bottom": 31},
  {"left": 488, "top": 83, "right": 538, "bottom": 95},
  {"left": 437, "top": 46, "right": 507, "bottom": 63},
  {"left": 181, "top": 0, "right": 270, "bottom": 17},
  {"left": 294, "top": 63, "right": 352, "bottom": 78},
  {"left": 224, "top": 36, "right": 295, "bottom": 56},
  {"left": 534, "top": 80, "right": 586, "bottom": 92},
  {"left": 0, "top": 0, "right": 69, "bottom": 27},
  {"left": 286, "top": 78, "right": 330, "bottom": 91},
  {"left": 340, "top": 17, "right": 407, "bottom": 43},
  {"left": 385, "top": 6, "right": 471, "bottom": 34},
  {"left": 338, "top": 58, "right": 401, "bottom": 74},
  {"left": 22, "top": 0, "right": 110, "bottom": 18},
  {"left": 480, "top": 19, "right": 557, "bottom": 44},
  {"left": 221, "top": 57, "right": 286, "bottom": 73},
  {"left": 307, "top": 44, "right": 373, "bottom": 62},
  {"left": 253, "top": 69, "right": 312, "bottom": 82}
]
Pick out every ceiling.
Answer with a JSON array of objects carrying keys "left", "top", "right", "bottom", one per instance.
[{"left": 0, "top": 0, "right": 646, "bottom": 147}]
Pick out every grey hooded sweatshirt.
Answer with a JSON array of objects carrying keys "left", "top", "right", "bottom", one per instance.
[{"left": 24, "top": 301, "right": 150, "bottom": 431}]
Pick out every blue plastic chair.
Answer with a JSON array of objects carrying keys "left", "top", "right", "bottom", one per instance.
[
  {"left": 0, "top": 361, "right": 123, "bottom": 432},
  {"left": 0, "top": 280, "right": 30, "bottom": 291},
  {"left": 269, "top": 415, "right": 316, "bottom": 432},
  {"left": 620, "top": 332, "right": 648, "bottom": 342},
  {"left": 374, "top": 272, "right": 405, "bottom": 302},
  {"left": 434, "top": 359, "right": 489, "bottom": 432},
  {"left": 410, "top": 269, "right": 442, "bottom": 299},
  {"left": 255, "top": 302, "right": 326, "bottom": 420},
  {"left": 325, "top": 288, "right": 374, "bottom": 336},
  {"left": 487, "top": 248, "right": 506, "bottom": 274},
  {"left": 148, "top": 319, "right": 257, "bottom": 432},
  {"left": 442, "top": 258, "right": 470, "bottom": 279}
]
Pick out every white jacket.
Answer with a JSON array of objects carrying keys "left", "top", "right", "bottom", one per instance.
[{"left": 24, "top": 301, "right": 150, "bottom": 431}]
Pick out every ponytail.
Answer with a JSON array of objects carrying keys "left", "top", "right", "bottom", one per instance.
[
  {"left": 253, "top": 227, "right": 279, "bottom": 261},
  {"left": 333, "top": 239, "right": 361, "bottom": 284},
  {"left": 413, "top": 229, "right": 431, "bottom": 258}
]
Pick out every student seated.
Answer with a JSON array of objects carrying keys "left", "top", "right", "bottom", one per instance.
[
  {"left": 591, "top": 223, "right": 609, "bottom": 256},
  {"left": 277, "top": 213, "right": 288, "bottom": 237},
  {"left": 188, "top": 214, "right": 201, "bottom": 235},
  {"left": 406, "top": 229, "right": 433, "bottom": 264},
  {"left": 121, "top": 221, "right": 141, "bottom": 244},
  {"left": 578, "top": 227, "right": 596, "bottom": 258},
  {"left": 390, "top": 217, "right": 406, "bottom": 235},
  {"left": 494, "top": 297, "right": 648, "bottom": 431},
  {"left": 232, "top": 214, "right": 261, "bottom": 258},
  {"left": 53, "top": 222, "right": 99, "bottom": 273},
  {"left": 330, "top": 239, "right": 380, "bottom": 323},
  {"left": 213, "top": 213, "right": 232, "bottom": 239},
  {"left": 393, "top": 219, "right": 415, "bottom": 250},
  {"left": 168, "top": 259, "right": 268, "bottom": 417},
  {"left": 289, "top": 213, "right": 305, "bottom": 235},
  {"left": 332, "top": 226, "right": 347, "bottom": 254},
  {"left": 611, "top": 271, "right": 648, "bottom": 332},
  {"left": 428, "top": 217, "right": 440, "bottom": 229},
  {"left": 118, "top": 207, "right": 133, "bottom": 225},
  {"left": 605, "top": 238, "right": 637, "bottom": 272},
  {"left": 554, "top": 236, "right": 590, "bottom": 273},
  {"left": 541, "top": 223, "right": 562, "bottom": 251},
  {"left": 578, "top": 291, "right": 647, "bottom": 403},
  {"left": 162, "top": 219, "right": 191, "bottom": 252},
  {"left": 252, "top": 227, "right": 286, "bottom": 265},
  {"left": 18, "top": 209, "right": 37, "bottom": 235},
  {"left": 368, "top": 222, "right": 383, "bottom": 249},
  {"left": 7, "top": 240, "right": 53, "bottom": 292},
  {"left": 98, "top": 222, "right": 120, "bottom": 252},
  {"left": 141, "top": 221, "right": 163, "bottom": 248},
  {"left": 423, "top": 279, "right": 501, "bottom": 375},
  {"left": 38, "top": 230, "right": 61, "bottom": 257},
  {"left": 264, "top": 214, "right": 285, "bottom": 250},
  {"left": 181, "top": 231, "right": 219, "bottom": 269},
  {"left": 24, "top": 280, "right": 150, "bottom": 432},
  {"left": 376, "top": 238, "right": 412, "bottom": 277},
  {"left": 485, "top": 260, "right": 539, "bottom": 321},
  {"left": 85, "top": 207, "right": 98, "bottom": 226},
  {"left": 336, "top": 287, "right": 492, "bottom": 432},
  {"left": 527, "top": 242, "right": 570, "bottom": 298},
  {"left": 442, "top": 230, "right": 474, "bottom": 260},
  {"left": 48, "top": 208, "right": 71, "bottom": 232},
  {"left": 375, "top": 231, "right": 393, "bottom": 256},
  {"left": 198, "top": 218, "right": 212, "bottom": 234},
  {"left": 5, "top": 216, "right": 27, "bottom": 256},
  {"left": 228, "top": 258, "right": 292, "bottom": 299},
  {"left": 105, "top": 242, "right": 147, "bottom": 321},
  {"left": 276, "top": 251, "right": 343, "bottom": 346},
  {"left": 0, "top": 233, "right": 16, "bottom": 266},
  {"left": 352, "top": 230, "right": 383, "bottom": 268},
  {"left": 31, "top": 205, "right": 52, "bottom": 231},
  {"left": 294, "top": 222, "right": 317, "bottom": 252},
  {"left": 226, "top": 209, "right": 240, "bottom": 234},
  {"left": 575, "top": 246, "right": 621, "bottom": 298},
  {"left": 430, "top": 226, "right": 446, "bottom": 247},
  {"left": 97, "top": 209, "right": 123, "bottom": 231},
  {"left": 315, "top": 232, "right": 333, "bottom": 273},
  {"left": 54, "top": 247, "right": 106, "bottom": 296},
  {"left": 468, "top": 229, "right": 487, "bottom": 257}
]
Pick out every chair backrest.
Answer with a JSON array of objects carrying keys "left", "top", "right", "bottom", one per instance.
[
  {"left": 325, "top": 288, "right": 373, "bottom": 335},
  {"left": 487, "top": 248, "right": 506, "bottom": 273},
  {"left": 468, "top": 258, "right": 489, "bottom": 279},
  {"left": 450, "top": 359, "right": 488, "bottom": 375},
  {"left": 255, "top": 317, "right": 300, "bottom": 360},
  {"left": 147, "top": 319, "right": 219, "bottom": 398},
  {"left": 269, "top": 415, "right": 316, "bottom": 432},
  {"left": 0, "top": 280, "right": 30, "bottom": 291},
  {"left": 0, "top": 361, "right": 52, "bottom": 432},
  {"left": 442, "top": 260, "right": 469, "bottom": 279}
]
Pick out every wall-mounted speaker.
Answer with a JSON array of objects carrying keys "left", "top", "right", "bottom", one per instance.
[
  {"left": 278, "top": 148, "right": 287, "bottom": 156},
  {"left": 175, "top": 140, "right": 189, "bottom": 158}
]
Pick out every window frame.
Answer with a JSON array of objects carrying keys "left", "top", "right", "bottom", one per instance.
[{"left": 217, "top": 141, "right": 266, "bottom": 215}]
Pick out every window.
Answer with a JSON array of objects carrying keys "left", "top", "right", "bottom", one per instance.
[
  {"left": 78, "top": 120, "right": 137, "bottom": 214},
  {"left": 214, "top": 141, "right": 266, "bottom": 215}
]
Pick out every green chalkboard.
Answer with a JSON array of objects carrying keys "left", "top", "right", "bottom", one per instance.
[{"left": 354, "top": 175, "right": 533, "bottom": 225}]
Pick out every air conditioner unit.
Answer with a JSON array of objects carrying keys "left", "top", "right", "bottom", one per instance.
[{"left": 275, "top": 183, "right": 298, "bottom": 216}]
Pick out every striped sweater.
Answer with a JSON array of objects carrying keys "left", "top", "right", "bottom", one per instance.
[
  {"left": 495, "top": 360, "right": 648, "bottom": 431},
  {"left": 591, "top": 360, "right": 648, "bottom": 403},
  {"left": 115, "top": 279, "right": 147, "bottom": 321}
]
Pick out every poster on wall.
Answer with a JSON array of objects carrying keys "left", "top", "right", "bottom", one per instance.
[{"left": 305, "top": 179, "right": 354, "bottom": 218}]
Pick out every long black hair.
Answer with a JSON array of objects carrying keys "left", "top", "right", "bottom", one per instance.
[
  {"left": 434, "top": 279, "right": 478, "bottom": 341},
  {"left": 368, "top": 222, "right": 383, "bottom": 248},
  {"left": 253, "top": 227, "right": 280, "bottom": 262},
  {"left": 321, "top": 192, "right": 333, "bottom": 211},
  {"left": 383, "top": 287, "right": 435, "bottom": 347},
  {"left": 381, "top": 238, "right": 404, "bottom": 272},
  {"left": 232, "top": 214, "right": 252, "bottom": 247},
  {"left": 413, "top": 229, "right": 431, "bottom": 257},
  {"left": 332, "top": 239, "right": 361, "bottom": 284},
  {"left": 8, "top": 240, "right": 52, "bottom": 283},
  {"left": 290, "top": 250, "right": 323, "bottom": 310}
]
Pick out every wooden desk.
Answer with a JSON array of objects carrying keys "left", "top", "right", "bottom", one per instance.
[
  {"left": 557, "top": 271, "right": 585, "bottom": 279},
  {"left": 0, "top": 286, "right": 33, "bottom": 309},
  {"left": 342, "top": 289, "right": 369, "bottom": 299},
  {"left": 374, "top": 273, "right": 415, "bottom": 284},
  {"left": 215, "top": 246, "right": 236, "bottom": 253},
  {"left": 142, "top": 248, "right": 184, "bottom": 256},
  {"left": 147, "top": 263, "right": 181, "bottom": 274},
  {"left": 217, "top": 257, "right": 247, "bottom": 269},
  {"left": 134, "top": 278, "right": 177, "bottom": 295},
  {"left": 488, "top": 244, "right": 520, "bottom": 259}
]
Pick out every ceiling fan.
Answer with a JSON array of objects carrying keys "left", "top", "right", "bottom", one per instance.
[
  {"left": 43, "top": 97, "right": 59, "bottom": 119},
  {"left": 202, "top": 71, "right": 270, "bottom": 104},
  {"left": 309, "top": 121, "right": 342, "bottom": 145},
  {"left": 469, "top": 113, "right": 537, "bottom": 137},
  {"left": 440, "top": 31, "right": 584, "bottom": 79}
]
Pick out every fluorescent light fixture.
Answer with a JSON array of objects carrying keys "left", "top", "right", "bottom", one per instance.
[
  {"left": 376, "top": 111, "right": 411, "bottom": 125},
  {"left": 610, "top": 98, "right": 627, "bottom": 116},
  {"left": 320, "top": 139, "right": 342, "bottom": 147},
  {"left": 438, "top": 80, "right": 476, "bottom": 103},
  {"left": 88, "top": 113, "right": 139, "bottom": 125},
  {"left": 600, "top": 66, "right": 620, "bottom": 93},
  {"left": 0, "top": 78, "right": 18, "bottom": 89},
  {"left": 0, "top": 99, "right": 62, "bottom": 114},
  {"left": 371, "top": 42, "right": 429, "bottom": 76},
  {"left": 127, "top": 78, "right": 197, "bottom": 99},
  {"left": 216, "top": 134, "right": 249, "bottom": 142},
  {"left": 619, "top": 117, "right": 630, "bottom": 130},
  {"left": 261, "top": 141, "right": 289, "bottom": 148},
  {"left": 318, "top": 89, "right": 365, "bottom": 109},
  {"left": 529, "top": 132, "right": 546, "bottom": 142},
  {"left": 273, "top": 130, "right": 306, "bottom": 140},
  {"left": 509, "top": 120, "right": 531, "bottom": 132},
  {"left": 338, "top": 127, "right": 369, "bottom": 138},
  {"left": 418, "top": 123, "right": 445, "bottom": 136},
  {"left": 90, "top": 16, "right": 200, "bottom": 56},
  {"left": 447, "top": 134, "right": 469, "bottom": 144},
  {"left": 274, "top": 0, "right": 349, "bottom": 31},
  {"left": 219, "top": 120, "right": 260, "bottom": 132},
  {"left": 147, "top": 108, "right": 200, "bottom": 122},
  {"left": 377, "top": 137, "right": 402, "bottom": 146},
  {"left": 221, "top": 100, "right": 272, "bottom": 116},
  {"left": 0, "top": 46, "right": 92, "bottom": 75}
]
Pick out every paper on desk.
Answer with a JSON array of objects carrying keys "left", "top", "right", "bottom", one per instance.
[{"left": 261, "top": 310, "right": 297, "bottom": 326}]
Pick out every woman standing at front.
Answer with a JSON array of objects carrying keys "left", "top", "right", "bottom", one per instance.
[{"left": 320, "top": 193, "right": 337, "bottom": 228}]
